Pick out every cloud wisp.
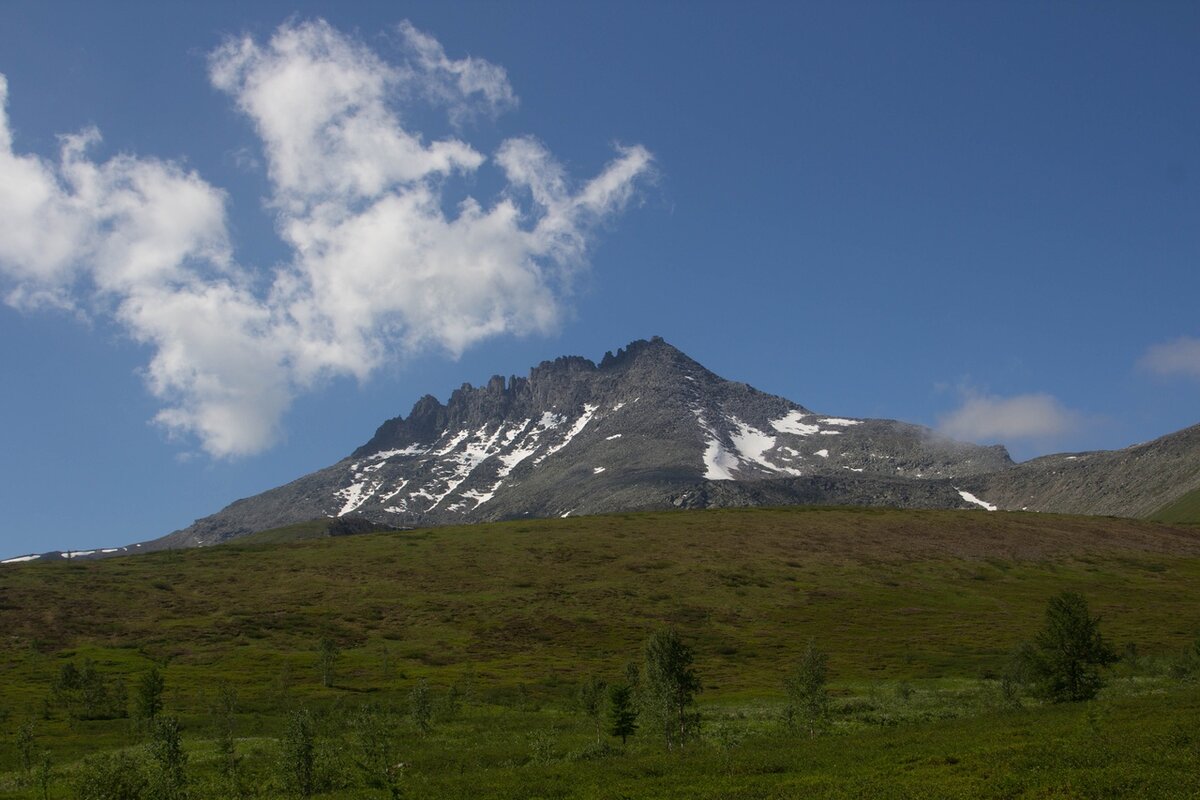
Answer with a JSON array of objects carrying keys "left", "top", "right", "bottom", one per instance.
[
  {"left": 938, "top": 389, "right": 1082, "bottom": 445},
  {"left": 0, "top": 19, "right": 653, "bottom": 457},
  {"left": 1140, "top": 336, "right": 1200, "bottom": 380}
]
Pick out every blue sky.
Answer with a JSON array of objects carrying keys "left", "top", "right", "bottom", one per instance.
[{"left": 1, "top": 1, "right": 1197, "bottom": 558}]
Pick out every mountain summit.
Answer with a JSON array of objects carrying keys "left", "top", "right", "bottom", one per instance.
[{"left": 156, "top": 337, "right": 1021, "bottom": 548}]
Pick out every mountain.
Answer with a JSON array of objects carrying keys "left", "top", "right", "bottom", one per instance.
[
  {"left": 153, "top": 337, "right": 1019, "bottom": 548},
  {"left": 962, "top": 422, "right": 1200, "bottom": 519},
  {"left": 8, "top": 336, "right": 1196, "bottom": 562}
]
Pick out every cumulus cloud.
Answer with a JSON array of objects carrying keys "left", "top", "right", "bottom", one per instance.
[
  {"left": 938, "top": 390, "right": 1082, "bottom": 443},
  {"left": 0, "top": 20, "right": 653, "bottom": 457},
  {"left": 1140, "top": 336, "right": 1200, "bottom": 380}
]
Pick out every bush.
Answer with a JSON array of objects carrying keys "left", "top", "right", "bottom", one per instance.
[
  {"left": 52, "top": 659, "right": 128, "bottom": 721},
  {"left": 528, "top": 730, "right": 557, "bottom": 766},
  {"left": 567, "top": 739, "right": 620, "bottom": 761},
  {"left": 409, "top": 680, "right": 432, "bottom": 734},
  {"left": 73, "top": 752, "right": 148, "bottom": 800}
]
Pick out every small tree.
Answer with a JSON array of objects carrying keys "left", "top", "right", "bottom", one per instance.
[
  {"left": 318, "top": 639, "right": 340, "bottom": 689},
  {"left": 147, "top": 716, "right": 188, "bottom": 800},
  {"left": 783, "top": 640, "right": 831, "bottom": 737},
  {"left": 16, "top": 721, "right": 34, "bottom": 773},
  {"left": 1022, "top": 591, "right": 1117, "bottom": 702},
  {"left": 214, "top": 684, "right": 241, "bottom": 798},
  {"left": 35, "top": 750, "right": 52, "bottom": 800},
  {"left": 138, "top": 667, "right": 165, "bottom": 723},
  {"left": 577, "top": 675, "right": 607, "bottom": 741},
  {"left": 350, "top": 703, "right": 400, "bottom": 795},
  {"left": 606, "top": 683, "right": 638, "bottom": 745},
  {"left": 79, "top": 660, "right": 111, "bottom": 720},
  {"left": 640, "top": 627, "right": 701, "bottom": 749},
  {"left": 280, "top": 709, "right": 316, "bottom": 798},
  {"left": 409, "top": 679, "right": 432, "bottom": 735}
]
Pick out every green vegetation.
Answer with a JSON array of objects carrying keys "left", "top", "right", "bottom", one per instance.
[
  {"left": 606, "top": 682, "right": 638, "bottom": 745},
  {"left": 783, "top": 640, "right": 831, "bottom": 737},
  {"left": 1, "top": 506, "right": 1200, "bottom": 797},
  {"left": 317, "top": 639, "right": 340, "bottom": 689},
  {"left": 136, "top": 667, "right": 164, "bottom": 723},
  {"left": 640, "top": 627, "right": 702, "bottom": 750},
  {"left": 1020, "top": 591, "right": 1117, "bottom": 702},
  {"left": 1152, "top": 484, "right": 1200, "bottom": 524}
]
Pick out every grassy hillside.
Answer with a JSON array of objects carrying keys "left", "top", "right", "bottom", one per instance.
[
  {"left": 1151, "top": 485, "right": 1200, "bottom": 524},
  {"left": 2, "top": 507, "right": 1200, "bottom": 797}
]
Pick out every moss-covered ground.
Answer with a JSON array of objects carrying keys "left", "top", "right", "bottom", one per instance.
[{"left": 2, "top": 506, "right": 1199, "bottom": 797}]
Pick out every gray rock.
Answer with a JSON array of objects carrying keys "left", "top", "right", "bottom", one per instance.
[{"left": 145, "top": 336, "right": 1198, "bottom": 549}]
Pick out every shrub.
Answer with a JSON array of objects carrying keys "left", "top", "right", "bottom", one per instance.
[
  {"left": 52, "top": 659, "right": 127, "bottom": 721},
  {"left": 408, "top": 679, "right": 433, "bottom": 734},
  {"left": 73, "top": 752, "right": 147, "bottom": 800}
]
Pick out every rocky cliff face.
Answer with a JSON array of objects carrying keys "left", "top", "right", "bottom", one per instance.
[{"left": 153, "top": 337, "right": 1019, "bottom": 548}]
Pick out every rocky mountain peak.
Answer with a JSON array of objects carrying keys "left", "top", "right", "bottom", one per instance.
[
  {"left": 154, "top": 336, "right": 1041, "bottom": 549},
  {"left": 355, "top": 337, "right": 703, "bottom": 457}
]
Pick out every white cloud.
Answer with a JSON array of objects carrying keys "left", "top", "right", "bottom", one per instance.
[
  {"left": 938, "top": 390, "right": 1082, "bottom": 443},
  {"left": 0, "top": 20, "right": 653, "bottom": 458},
  {"left": 1140, "top": 336, "right": 1200, "bottom": 379},
  {"left": 394, "top": 20, "right": 517, "bottom": 122},
  {"left": 0, "top": 79, "right": 230, "bottom": 303}
]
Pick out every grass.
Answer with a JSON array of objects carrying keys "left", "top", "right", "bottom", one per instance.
[
  {"left": 1, "top": 506, "right": 1199, "bottom": 797},
  {"left": 234, "top": 519, "right": 335, "bottom": 545},
  {"left": 1152, "top": 485, "right": 1200, "bottom": 524}
]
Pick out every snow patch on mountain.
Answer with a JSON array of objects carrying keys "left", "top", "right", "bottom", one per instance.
[
  {"left": 367, "top": 444, "right": 429, "bottom": 461},
  {"left": 535, "top": 404, "right": 597, "bottom": 464},
  {"left": 433, "top": 429, "right": 471, "bottom": 456},
  {"left": 770, "top": 410, "right": 820, "bottom": 436},
  {"left": 728, "top": 417, "right": 802, "bottom": 476},
  {"left": 694, "top": 410, "right": 739, "bottom": 480},
  {"left": 957, "top": 489, "right": 997, "bottom": 511},
  {"left": 337, "top": 480, "right": 381, "bottom": 516},
  {"left": 458, "top": 488, "right": 496, "bottom": 508}
]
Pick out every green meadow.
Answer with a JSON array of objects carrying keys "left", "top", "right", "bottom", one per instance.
[
  {"left": 1153, "top": 485, "right": 1200, "bottom": 525},
  {"left": 2, "top": 506, "right": 1200, "bottom": 798}
]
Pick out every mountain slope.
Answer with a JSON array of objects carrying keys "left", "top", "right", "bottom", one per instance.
[
  {"left": 965, "top": 423, "right": 1200, "bottom": 519},
  {"left": 154, "top": 337, "right": 1013, "bottom": 548}
]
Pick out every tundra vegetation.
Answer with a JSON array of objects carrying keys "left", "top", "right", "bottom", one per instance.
[{"left": 1, "top": 507, "right": 1199, "bottom": 797}]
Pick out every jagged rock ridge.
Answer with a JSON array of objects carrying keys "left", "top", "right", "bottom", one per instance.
[{"left": 155, "top": 337, "right": 1020, "bottom": 548}]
